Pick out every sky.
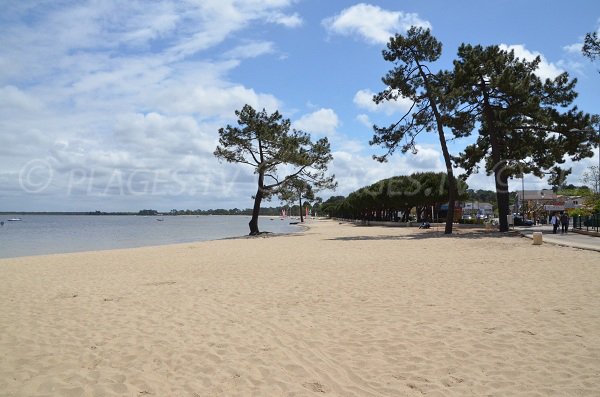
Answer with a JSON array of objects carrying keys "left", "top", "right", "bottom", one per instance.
[{"left": 1, "top": 0, "right": 599, "bottom": 212}]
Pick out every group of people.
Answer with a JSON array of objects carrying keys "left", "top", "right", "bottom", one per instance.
[{"left": 550, "top": 212, "right": 570, "bottom": 234}]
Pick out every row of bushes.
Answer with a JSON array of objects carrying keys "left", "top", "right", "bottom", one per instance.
[{"left": 457, "top": 218, "right": 487, "bottom": 225}]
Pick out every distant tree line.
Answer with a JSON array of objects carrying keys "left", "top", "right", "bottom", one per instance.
[
  {"left": 321, "top": 172, "right": 468, "bottom": 222},
  {"left": 138, "top": 207, "right": 306, "bottom": 217}
]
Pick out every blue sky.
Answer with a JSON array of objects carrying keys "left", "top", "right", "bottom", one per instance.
[{"left": 1, "top": 0, "right": 599, "bottom": 212}]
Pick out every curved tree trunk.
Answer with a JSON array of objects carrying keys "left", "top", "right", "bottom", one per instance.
[
  {"left": 249, "top": 173, "right": 265, "bottom": 235},
  {"left": 416, "top": 59, "right": 456, "bottom": 234}
]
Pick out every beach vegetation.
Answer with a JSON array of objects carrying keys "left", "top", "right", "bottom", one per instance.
[
  {"left": 329, "top": 172, "right": 467, "bottom": 222},
  {"left": 215, "top": 104, "right": 335, "bottom": 235},
  {"left": 318, "top": 195, "right": 346, "bottom": 217}
]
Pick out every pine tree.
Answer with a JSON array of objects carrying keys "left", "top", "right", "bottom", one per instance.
[
  {"left": 370, "top": 27, "right": 459, "bottom": 234},
  {"left": 450, "top": 44, "right": 596, "bottom": 231},
  {"left": 583, "top": 31, "right": 600, "bottom": 62},
  {"left": 215, "top": 105, "right": 335, "bottom": 235}
]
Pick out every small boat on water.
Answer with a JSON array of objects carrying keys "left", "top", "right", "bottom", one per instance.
[{"left": 7, "top": 218, "right": 22, "bottom": 222}]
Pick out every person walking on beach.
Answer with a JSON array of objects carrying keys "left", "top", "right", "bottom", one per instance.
[
  {"left": 550, "top": 213, "right": 560, "bottom": 234},
  {"left": 560, "top": 212, "right": 569, "bottom": 234}
]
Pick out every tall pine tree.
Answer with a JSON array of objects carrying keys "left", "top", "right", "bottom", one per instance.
[
  {"left": 450, "top": 44, "right": 596, "bottom": 231},
  {"left": 370, "top": 27, "right": 460, "bottom": 234}
]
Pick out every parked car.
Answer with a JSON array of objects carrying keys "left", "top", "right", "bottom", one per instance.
[{"left": 513, "top": 216, "right": 534, "bottom": 226}]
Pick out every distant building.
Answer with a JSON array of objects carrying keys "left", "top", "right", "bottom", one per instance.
[
  {"left": 515, "top": 189, "right": 583, "bottom": 216},
  {"left": 461, "top": 201, "right": 494, "bottom": 218},
  {"left": 515, "top": 189, "right": 557, "bottom": 202},
  {"left": 563, "top": 197, "right": 583, "bottom": 210}
]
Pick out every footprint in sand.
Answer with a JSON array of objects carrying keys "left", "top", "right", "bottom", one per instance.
[
  {"left": 143, "top": 281, "right": 176, "bottom": 286},
  {"left": 302, "top": 381, "right": 327, "bottom": 393}
]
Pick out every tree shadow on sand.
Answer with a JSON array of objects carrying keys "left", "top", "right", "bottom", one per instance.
[{"left": 326, "top": 226, "right": 522, "bottom": 242}]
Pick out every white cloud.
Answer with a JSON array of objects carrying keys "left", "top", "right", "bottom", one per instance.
[
  {"left": 223, "top": 41, "right": 275, "bottom": 59},
  {"left": 116, "top": 2, "right": 180, "bottom": 45},
  {"left": 294, "top": 108, "right": 340, "bottom": 135},
  {"left": 356, "top": 114, "right": 372, "bottom": 129},
  {"left": 113, "top": 112, "right": 214, "bottom": 155},
  {"left": 329, "top": 144, "right": 443, "bottom": 195},
  {"left": 353, "top": 89, "right": 412, "bottom": 116},
  {"left": 0, "top": 85, "right": 44, "bottom": 112},
  {"left": 267, "top": 12, "right": 303, "bottom": 28},
  {"left": 556, "top": 59, "right": 586, "bottom": 77},
  {"left": 164, "top": 1, "right": 300, "bottom": 60},
  {"left": 292, "top": 108, "right": 372, "bottom": 158},
  {"left": 499, "top": 44, "right": 564, "bottom": 81},
  {"left": 0, "top": 0, "right": 301, "bottom": 211},
  {"left": 337, "top": 140, "right": 365, "bottom": 154},
  {"left": 158, "top": 83, "right": 281, "bottom": 119},
  {"left": 322, "top": 3, "right": 431, "bottom": 44},
  {"left": 563, "top": 42, "right": 583, "bottom": 54}
]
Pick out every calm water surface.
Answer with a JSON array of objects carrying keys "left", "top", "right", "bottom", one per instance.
[{"left": 0, "top": 215, "right": 300, "bottom": 259}]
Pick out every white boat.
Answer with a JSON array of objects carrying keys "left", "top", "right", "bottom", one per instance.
[{"left": 7, "top": 218, "right": 22, "bottom": 222}]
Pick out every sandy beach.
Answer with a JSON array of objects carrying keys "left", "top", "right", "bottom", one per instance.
[{"left": 0, "top": 220, "right": 599, "bottom": 396}]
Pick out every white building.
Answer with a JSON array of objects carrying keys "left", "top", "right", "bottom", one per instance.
[
  {"left": 462, "top": 202, "right": 494, "bottom": 217},
  {"left": 515, "top": 189, "right": 557, "bottom": 202},
  {"left": 515, "top": 189, "right": 583, "bottom": 213},
  {"left": 564, "top": 197, "right": 584, "bottom": 210}
]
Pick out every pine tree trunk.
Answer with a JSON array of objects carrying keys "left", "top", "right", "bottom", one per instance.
[
  {"left": 249, "top": 173, "right": 265, "bottom": 235},
  {"left": 299, "top": 194, "right": 304, "bottom": 223},
  {"left": 480, "top": 80, "right": 509, "bottom": 232},
  {"left": 445, "top": 176, "right": 457, "bottom": 233},
  {"left": 495, "top": 170, "right": 510, "bottom": 232},
  {"left": 416, "top": 59, "right": 455, "bottom": 234}
]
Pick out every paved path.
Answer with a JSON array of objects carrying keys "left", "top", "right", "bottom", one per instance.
[{"left": 517, "top": 225, "right": 600, "bottom": 252}]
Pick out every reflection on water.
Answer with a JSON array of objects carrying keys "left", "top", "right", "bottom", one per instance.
[{"left": 0, "top": 215, "right": 300, "bottom": 258}]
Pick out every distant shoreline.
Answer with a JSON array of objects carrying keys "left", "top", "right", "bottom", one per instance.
[
  {"left": 0, "top": 214, "right": 304, "bottom": 259},
  {"left": 0, "top": 212, "right": 306, "bottom": 217},
  {"left": 0, "top": 211, "right": 137, "bottom": 216}
]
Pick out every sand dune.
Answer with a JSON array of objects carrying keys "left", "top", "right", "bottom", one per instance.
[{"left": 0, "top": 220, "right": 599, "bottom": 396}]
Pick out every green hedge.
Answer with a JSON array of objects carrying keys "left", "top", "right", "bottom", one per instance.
[{"left": 458, "top": 218, "right": 485, "bottom": 225}]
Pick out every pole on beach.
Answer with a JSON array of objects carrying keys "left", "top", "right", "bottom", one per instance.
[{"left": 521, "top": 174, "right": 525, "bottom": 219}]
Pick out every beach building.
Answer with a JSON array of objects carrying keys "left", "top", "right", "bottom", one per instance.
[
  {"left": 515, "top": 189, "right": 556, "bottom": 211},
  {"left": 514, "top": 189, "right": 584, "bottom": 222},
  {"left": 513, "top": 189, "right": 555, "bottom": 222},
  {"left": 461, "top": 201, "right": 494, "bottom": 218},
  {"left": 563, "top": 196, "right": 584, "bottom": 210}
]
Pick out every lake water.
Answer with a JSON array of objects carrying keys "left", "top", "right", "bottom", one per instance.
[{"left": 0, "top": 215, "right": 301, "bottom": 259}]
